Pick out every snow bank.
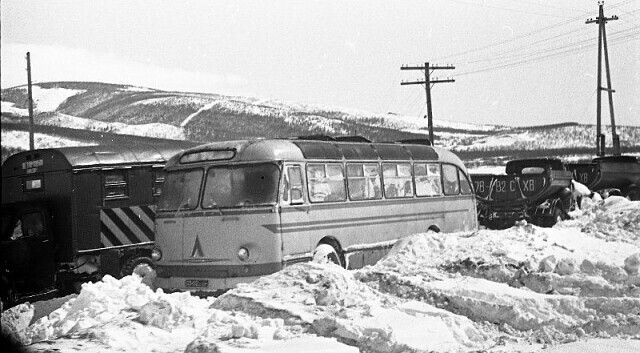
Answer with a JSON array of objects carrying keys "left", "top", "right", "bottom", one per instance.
[{"left": 3, "top": 199, "right": 639, "bottom": 352}]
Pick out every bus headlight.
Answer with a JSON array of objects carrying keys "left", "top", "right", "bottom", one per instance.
[
  {"left": 151, "top": 247, "right": 163, "bottom": 261},
  {"left": 237, "top": 247, "right": 250, "bottom": 262}
]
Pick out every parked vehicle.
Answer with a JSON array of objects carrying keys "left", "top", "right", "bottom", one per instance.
[
  {"left": 565, "top": 155, "right": 640, "bottom": 200},
  {"left": 1, "top": 144, "right": 185, "bottom": 307},
  {"left": 152, "top": 136, "right": 478, "bottom": 293},
  {"left": 471, "top": 158, "right": 575, "bottom": 229}
]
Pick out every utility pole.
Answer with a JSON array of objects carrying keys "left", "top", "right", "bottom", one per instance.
[
  {"left": 26, "top": 52, "right": 35, "bottom": 151},
  {"left": 586, "top": 1, "right": 619, "bottom": 156},
  {"left": 401, "top": 62, "right": 455, "bottom": 145}
]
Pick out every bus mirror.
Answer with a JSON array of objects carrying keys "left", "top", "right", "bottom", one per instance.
[{"left": 290, "top": 188, "right": 304, "bottom": 205}]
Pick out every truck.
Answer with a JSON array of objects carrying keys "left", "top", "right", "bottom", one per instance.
[
  {"left": 1, "top": 143, "right": 186, "bottom": 307},
  {"left": 565, "top": 155, "right": 640, "bottom": 201},
  {"left": 471, "top": 158, "right": 575, "bottom": 229}
]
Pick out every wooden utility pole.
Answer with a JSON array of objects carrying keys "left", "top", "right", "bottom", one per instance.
[
  {"left": 401, "top": 62, "right": 455, "bottom": 145},
  {"left": 27, "top": 52, "right": 35, "bottom": 150},
  {"left": 586, "top": 2, "right": 619, "bottom": 156}
]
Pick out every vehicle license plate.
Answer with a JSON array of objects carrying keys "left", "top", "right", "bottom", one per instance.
[{"left": 185, "top": 279, "right": 209, "bottom": 288}]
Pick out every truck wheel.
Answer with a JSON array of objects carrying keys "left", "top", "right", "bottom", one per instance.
[
  {"left": 627, "top": 187, "right": 640, "bottom": 201},
  {"left": 312, "top": 243, "right": 344, "bottom": 268},
  {"left": 545, "top": 208, "right": 564, "bottom": 227},
  {"left": 121, "top": 256, "right": 155, "bottom": 278}
]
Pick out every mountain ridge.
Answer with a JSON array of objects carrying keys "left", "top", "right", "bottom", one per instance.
[{"left": 2, "top": 81, "right": 639, "bottom": 164}]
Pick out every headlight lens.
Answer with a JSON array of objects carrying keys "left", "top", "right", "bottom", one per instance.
[
  {"left": 237, "top": 247, "right": 250, "bottom": 261},
  {"left": 151, "top": 247, "right": 163, "bottom": 261}
]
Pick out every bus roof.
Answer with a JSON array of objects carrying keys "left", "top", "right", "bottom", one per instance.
[
  {"left": 166, "top": 138, "right": 468, "bottom": 171},
  {"left": 2, "top": 144, "right": 185, "bottom": 178}
]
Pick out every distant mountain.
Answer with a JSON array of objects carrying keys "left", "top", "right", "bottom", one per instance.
[{"left": 2, "top": 81, "right": 639, "bottom": 164}]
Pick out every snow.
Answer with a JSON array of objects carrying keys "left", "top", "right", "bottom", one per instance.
[
  {"left": 21, "top": 86, "right": 85, "bottom": 113},
  {"left": 1, "top": 130, "right": 85, "bottom": 150},
  {"left": 2, "top": 197, "right": 640, "bottom": 352}
]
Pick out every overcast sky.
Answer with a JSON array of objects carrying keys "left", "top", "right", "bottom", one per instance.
[{"left": 2, "top": 0, "right": 639, "bottom": 127}]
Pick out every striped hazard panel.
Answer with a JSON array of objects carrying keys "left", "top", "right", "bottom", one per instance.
[{"left": 100, "top": 205, "right": 156, "bottom": 248}]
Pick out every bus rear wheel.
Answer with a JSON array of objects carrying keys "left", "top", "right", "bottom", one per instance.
[{"left": 312, "top": 243, "right": 344, "bottom": 268}]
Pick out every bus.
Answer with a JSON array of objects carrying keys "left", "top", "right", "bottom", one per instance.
[
  {"left": 152, "top": 136, "right": 477, "bottom": 292},
  {"left": 1, "top": 143, "right": 187, "bottom": 306}
]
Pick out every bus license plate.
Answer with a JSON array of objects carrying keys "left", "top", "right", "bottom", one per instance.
[{"left": 185, "top": 279, "right": 209, "bottom": 288}]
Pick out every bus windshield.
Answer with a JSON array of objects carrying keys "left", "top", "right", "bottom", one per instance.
[
  {"left": 202, "top": 163, "right": 280, "bottom": 208},
  {"left": 158, "top": 169, "right": 204, "bottom": 211}
]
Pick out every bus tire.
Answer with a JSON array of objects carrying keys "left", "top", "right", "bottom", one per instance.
[
  {"left": 121, "top": 256, "right": 155, "bottom": 278},
  {"left": 312, "top": 243, "right": 344, "bottom": 268}
]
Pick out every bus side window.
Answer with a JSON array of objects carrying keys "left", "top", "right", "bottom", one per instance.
[
  {"left": 284, "top": 166, "right": 304, "bottom": 205},
  {"left": 347, "top": 163, "right": 381, "bottom": 200},
  {"left": 382, "top": 163, "right": 413, "bottom": 198},
  {"left": 307, "top": 163, "right": 346, "bottom": 202},
  {"left": 442, "top": 164, "right": 460, "bottom": 195},
  {"left": 458, "top": 169, "right": 472, "bottom": 195},
  {"left": 415, "top": 163, "right": 442, "bottom": 197}
]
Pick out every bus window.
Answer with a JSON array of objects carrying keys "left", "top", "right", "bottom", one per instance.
[
  {"left": 415, "top": 163, "right": 442, "bottom": 197},
  {"left": 104, "top": 171, "right": 129, "bottom": 199},
  {"left": 442, "top": 164, "right": 460, "bottom": 195},
  {"left": 283, "top": 166, "right": 304, "bottom": 205},
  {"left": 202, "top": 163, "right": 279, "bottom": 208},
  {"left": 382, "top": 163, "right": 413, "bottom": 198},
  {"left": 347, "top": 163, "right": 382, "bottom": 201},
  {"left": 157, "top": 169, "right": 203, "bottom": 211},
  {"left": 459, "top": 169, "right": 472, "bottom": 195},
  {"left": 307, "top": 163, "right": 346, "bottom": 202}
]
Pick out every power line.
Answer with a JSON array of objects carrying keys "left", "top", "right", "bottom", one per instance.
[{"left": 401, "top": 63, "right": 455, "bottom": 144}]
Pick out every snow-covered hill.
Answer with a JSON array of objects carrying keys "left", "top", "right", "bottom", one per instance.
[{"left": 2, "top": 82, "right": 639, "bottom": 163}]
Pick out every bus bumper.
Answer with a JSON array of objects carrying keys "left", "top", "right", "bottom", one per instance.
[{"left": 154, "top": 275, "right": 265, "bottom": 292}]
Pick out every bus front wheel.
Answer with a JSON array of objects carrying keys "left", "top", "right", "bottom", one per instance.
[{"left": 312, "top": 243, "right": 344, "bottom": 268}]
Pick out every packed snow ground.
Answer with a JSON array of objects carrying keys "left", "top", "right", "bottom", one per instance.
[{"left": 2, "top": 197, "right": 639, "bottom": 353}]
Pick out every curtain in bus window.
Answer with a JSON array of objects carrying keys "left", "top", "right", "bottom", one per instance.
[
  {"left": 203, "top": 164, "right": 279, "bottom": 208},
  {"left": 307, "top": 163, "right": 346, "bottom": 202},
  {"left": 415, "top": 163, "right": 442, "bottom": 196},
  {"left": 347, "top": 163, "right": 382, "bottom": 200},
  {"left": 442, "top": 164, "right": 460, "bottom": 195},
  {"left": 157, "top": 170, "right": 203, "bottom": 211},
  {"left": 458, "top": 169, "right": 472, "bottom": 195},
  {"left": 382, "top": 163, "right": 413, "bottom": 198}
]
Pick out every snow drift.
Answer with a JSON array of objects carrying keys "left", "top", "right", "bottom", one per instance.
[{"left": 2, "top": 197, "right": 639, "bottom": 353}]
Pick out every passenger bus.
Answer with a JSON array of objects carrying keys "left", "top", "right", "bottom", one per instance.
[
  {"left": 1, "top": 143, "right": 187, "bottom": 306},
  {"left": 152, "top": 136, "right": 477, "bottom": 292}
]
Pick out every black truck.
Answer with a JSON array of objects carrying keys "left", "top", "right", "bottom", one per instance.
[
  {"left": 1, "top": 144, "right": 185, "bottom": 307},
  {"left": 566, "top": 155, "right": 640, "bottom": 200},
  {"left": 471, "top": 158, "right": 575, "bottom": 229}
]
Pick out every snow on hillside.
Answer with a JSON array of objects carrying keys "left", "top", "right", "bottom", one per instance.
[
  {"left": 3, "top": 197, "right": 639, "bottom": 353},
  {"left": 1, "top": 130, "right": 85, "bottom": 150},
  {"left": 5, "top": 86, "right": 86, "bottom": 113},
  {"left": 1, "top": 101, "right": 29, "bottom": 117}
]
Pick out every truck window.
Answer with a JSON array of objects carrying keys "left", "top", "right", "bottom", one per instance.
[
  {"left": 104, "top": 171, "right": 129, "bottom": 199},
  {"left": 153, "top": 169, "right": 166, "bottom": 197}
]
